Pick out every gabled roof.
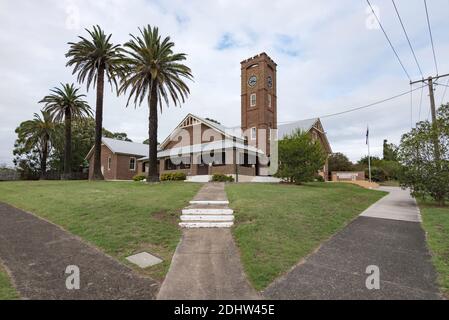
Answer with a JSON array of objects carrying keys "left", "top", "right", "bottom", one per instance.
[
  {"left": 159, "top": 113, "right": 244, "bottom": 149},
  {"left": 85, "top": 137, "right": 154, "bottom": 159},
  {"left": 102, "top": 137, "right": 150, "bottom": 156},
  {"left": 278, "top": 118, "right": 319, "bottom": 139},
  {"left": 278, "top": 118, "right": 332, "bottom": 153}
]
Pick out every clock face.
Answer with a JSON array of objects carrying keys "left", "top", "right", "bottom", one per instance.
[
  {"left": 267, "top": 76, "right": 273, "bottom": 88},
  {"left": 248, "top": 75, "right": 257, "bottom": 87}
]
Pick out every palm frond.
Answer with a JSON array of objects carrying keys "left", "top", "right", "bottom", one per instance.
[
  {"left": 66, "top": 25, "right": 124, "bottom": 92},
  {"left": 119, "top": 25, "right": 193, "bottom": 110}
]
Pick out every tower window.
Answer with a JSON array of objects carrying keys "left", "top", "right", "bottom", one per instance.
[
  {"left": 250, "top": 93, "right": 256, "bottom": 107},
  {"left": 251, "top": 127, "right": 257, "bottom": 140},
  {"left": 268, "top": 94, "right": 272, "bottom": 108}
]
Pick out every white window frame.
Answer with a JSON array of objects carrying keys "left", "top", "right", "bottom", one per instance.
[
  {"left": 268, "top": 94, "right": 272, "bottom": 108},
  {"left": 107, "top": 156, "right": 112, "bottom": 170},
  {"left": 250, "top": 93, "right": 256, "bottom": 107},
  {"left": 129, "top": 157, "right": 136, "bottom": 171},
  {"left": 251, "top": 127, "right": 257, "bottom": 141}
]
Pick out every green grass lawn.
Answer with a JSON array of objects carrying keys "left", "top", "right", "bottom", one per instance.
[
  {"left": 0, "top": 265, "right": 19, "bottom": 300},
  {"left": 419, "top": 199, "right": 449, "bottom": 298},
  {"left": 226, "top": 182, "right": 386, "bottom": 290},
  {"left": 0, "top": 180, "right": 201, "bottom": 282}
]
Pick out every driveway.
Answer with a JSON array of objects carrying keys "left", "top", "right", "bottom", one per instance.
[
  {"left": 264, "top": 187, "right": 441, "bottom": 300},
  {"left": 0, "top": 203, "right": 158, "bottom": 300}
]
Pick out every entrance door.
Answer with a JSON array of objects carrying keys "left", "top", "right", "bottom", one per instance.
[{"left": 197, "top": 163, "right": 209, "bottom": 175}]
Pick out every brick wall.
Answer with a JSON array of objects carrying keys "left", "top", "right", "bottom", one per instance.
[
  {"left": 88, "top": 144, "right": 143, "bottom": 180},
  {"left": 331, "top": 171, "right": 365, "bottom": 182}
]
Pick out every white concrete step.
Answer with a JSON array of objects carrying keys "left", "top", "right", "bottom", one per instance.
[
  {"left": 179, "top": 221, "right": 234, "bottom": 228},
  {"left": 189, "top": 200, "right": 229, "bottom": 205},
  {"left": 182, "top": 208, "right": 234, "bottom": 215},
  {"left": 180, "top": 215, "right": 234, "bottom": 222},
  {"left": 185, "top": 175, "right": 211, "bottom": 183}
]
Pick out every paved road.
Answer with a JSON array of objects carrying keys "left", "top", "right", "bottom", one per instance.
[
  {"left": 0, "top": 203, "right": 158, "bottom": 300},
  {"left": 264, "top": 187, "right": 442, "bottom": 300}
]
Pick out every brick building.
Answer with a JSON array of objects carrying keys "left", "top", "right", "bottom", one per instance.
[
  {"left": 85, "top": 137, "right": 154, "bottom": 180},
  {"left": 86, "top": 53, "right": 332, "bottom": 180}
]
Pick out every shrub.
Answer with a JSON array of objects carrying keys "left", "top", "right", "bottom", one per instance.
[
  {"left": 276, "top": 129, "right": 326, "bottom": 184},
  {"left": 160, "top": 172, "right": 187, "bottom": 181},
  {"left": 133, "top": 174, "right": 146, "bottom": 181},
  {"left": 173, "top": 172, "right": 187, "bottom": 181},
  {"left": 365, "top": 166, "right": 387, "bottom": 182},
  {"left": 314, "top": 175, "right": 325, "bottom": 182},
  {"left": 211, "top": 174, "right": 235, "bottom": 182}
]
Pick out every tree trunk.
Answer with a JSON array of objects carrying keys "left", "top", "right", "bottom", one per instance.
[
  {"left": 92, "top": 64, "right": 105, "bottom": 180},
  {"left": 40, "top": 135, "right": 48, "bottom": 180},
  {"left": 147, "top": 83, "right": 159, "bottom": 182},
  {"left": 62, "top": 108, "right": 72, "bottom": 180}
]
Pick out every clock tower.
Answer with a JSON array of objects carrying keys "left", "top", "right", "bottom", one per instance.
[{"left": 240, "top": 52, "right": 277, "bottom": 155}]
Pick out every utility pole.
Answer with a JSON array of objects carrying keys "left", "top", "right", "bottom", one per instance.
[
  {"left": 427, "top": 76, "right": 437, "bottom": 124},
  {"left": 410, "top": 73, "right": 449, "bottom": 161}
]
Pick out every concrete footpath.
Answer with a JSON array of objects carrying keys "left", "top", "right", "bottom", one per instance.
[
  {"left": 158, "top": 183, "right": 259, "bottom": 299},
  {"left": 0, "top": 203, "right": 158, "bottom": 300},
  {"left": 264, "top": 187, "right": 442, "bottom": 300}
]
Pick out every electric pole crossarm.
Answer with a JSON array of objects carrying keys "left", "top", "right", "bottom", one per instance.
[{"left": 410, "top": 72, "right": 449, "bottom": 85}]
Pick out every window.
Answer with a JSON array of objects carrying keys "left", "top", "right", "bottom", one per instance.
[
  {"left": 164, "top": 157, "right": 191, "bottom": 170},
  {"left": 107, "top": 157, "right": 112, "bottom": 170},
  {"left": 268, "top": 94, "right": 272, "bottom": 108},
  {"left": 129, "top": 157, "right": 136, "bottom": 171},
  {"left": 250, "top": 93, "right": 256, "bottom": 107},
  {"left": 251, "top": 127, "right": 257, "bottom": 141},
  {"left": 212, "top": 152, "right": 226, "bottom": 166}
]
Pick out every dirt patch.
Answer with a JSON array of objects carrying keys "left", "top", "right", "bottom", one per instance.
[{"left": 152, "top": 210, "right": 178, "bottom": 225}]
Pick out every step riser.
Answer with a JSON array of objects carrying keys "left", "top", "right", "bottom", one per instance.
[
  {"left": 180, "top": 215, "right": 234, "bottom": 222},
  {"left": 182, "top": 209, "right": 234, "bottom": 215},
  {"left": 189, "top": 200, "right": 229, "bottom": 205},
  {"left": 179, "top": 222, "right": 234, "bottom": 228}
]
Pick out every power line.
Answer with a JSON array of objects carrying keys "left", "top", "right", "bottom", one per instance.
[
  {"left": 440, "top": 77, "right": 449, "bottom": 105},
  {"left": 424, "top": 0, "right": 439, "bottom": 75},
  {"left": 391, "top": 0, "right": 424, "bottom": 79},
  {"left": 366, "top": 0, "right": 412, "bottom": 81},
  {"left": 274, "top": 85, "right": 426, "bottom": 124},
  {"left": 435, "top": 81, "right": 449, "bottom": 89}
]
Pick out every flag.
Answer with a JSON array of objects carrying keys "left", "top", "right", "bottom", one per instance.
[{"left": 366, "top": 126, "right": 369, "bottom": 145}]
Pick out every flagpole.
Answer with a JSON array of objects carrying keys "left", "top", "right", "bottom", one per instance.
[{"left": 367, "top": 126, "right": 372, "bottom": 183}]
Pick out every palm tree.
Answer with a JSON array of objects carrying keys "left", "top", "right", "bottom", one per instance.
[
  {"left": 66, "top": 25, "right": 124, "bottom": 180},
  {"left": 15, "top": 111, "right": 57, "bottom": 179},
  {"left": 120, "top": 25, "right": 193, "bottom": 182},
  {"left": 39, "top": 83, "right": 92, "bottom": 179}
]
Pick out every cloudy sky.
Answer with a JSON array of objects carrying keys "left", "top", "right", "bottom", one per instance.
[{"left": 1, "top": 0, "right": 449, "bottom": 165}]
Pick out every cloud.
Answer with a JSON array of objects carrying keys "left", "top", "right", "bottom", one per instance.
[
  {"left": 274, "top": 34, "right": 301, "bottom": 57},
  {"left": 1, "top": 0, "right": 449, "bottom": 166}
]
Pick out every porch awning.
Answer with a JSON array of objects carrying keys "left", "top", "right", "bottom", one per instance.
[{"left": 138, "top": 139, "right": 264, "bottom": 161}]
